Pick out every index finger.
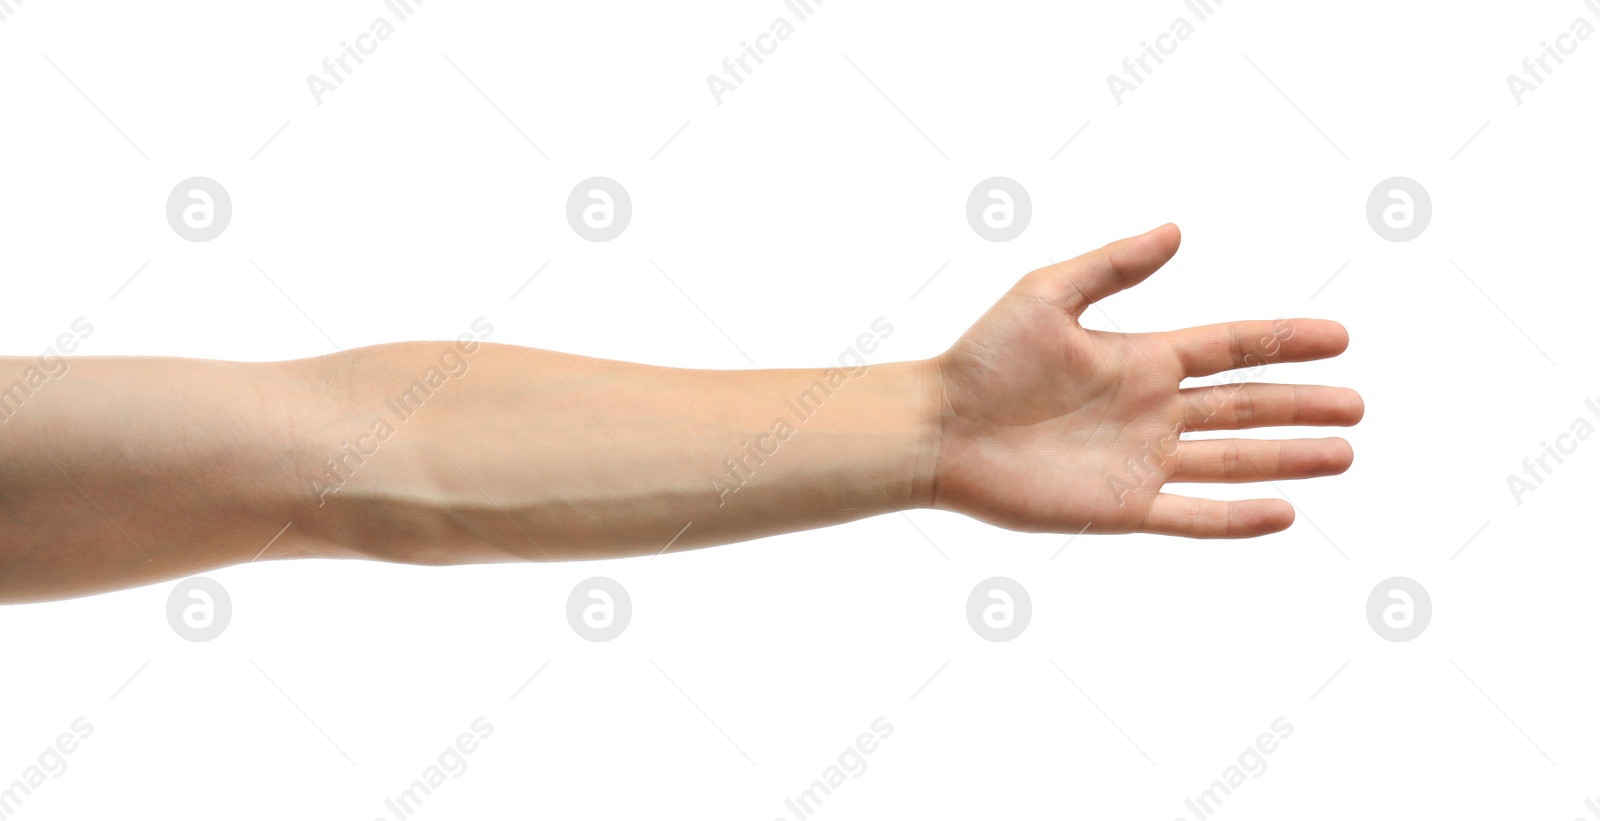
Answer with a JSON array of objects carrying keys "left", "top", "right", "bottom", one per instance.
[{"left": 1163, "top": 318, "right": 1350, "bottom": 378}]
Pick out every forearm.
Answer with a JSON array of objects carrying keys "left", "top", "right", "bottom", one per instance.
[
  {"left": 302, "top": 340, "right": 942, "bottom": 562},
  {"left": 0, "top": 341, "right": 941, "bottom": 601}
]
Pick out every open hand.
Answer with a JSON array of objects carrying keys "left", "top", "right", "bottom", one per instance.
[{"left": 927, "top": 224, "right": 1362, "bottom": 538}]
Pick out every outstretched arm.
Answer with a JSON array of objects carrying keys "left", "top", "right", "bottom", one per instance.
[{"left": 0, "top": 225, "right": 1360, "bottom": 603}]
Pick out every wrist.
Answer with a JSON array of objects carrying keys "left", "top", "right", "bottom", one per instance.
[
  {"left": 824, "top": 358, "right": 942, "bottom": 514},
  {"left": 905, "top": 357, "right": 947, "bottom": 511}
]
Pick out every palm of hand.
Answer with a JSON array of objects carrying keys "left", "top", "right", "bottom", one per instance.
[{"left": 928, "top": 225, "right": 1361, "bottom": 539}]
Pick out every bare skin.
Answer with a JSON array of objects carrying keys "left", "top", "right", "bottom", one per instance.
[{"left": 0, "top": 225, "right": 1360, "bottom": 604}]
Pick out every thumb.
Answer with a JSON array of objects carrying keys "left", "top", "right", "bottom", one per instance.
[{"left": 1020, "top": 223, "right": 1181, "bottom": 317}]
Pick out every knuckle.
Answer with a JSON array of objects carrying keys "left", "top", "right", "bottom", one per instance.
[{"left": 1233, "top": 388, "right": 1255, "bottom": 427}]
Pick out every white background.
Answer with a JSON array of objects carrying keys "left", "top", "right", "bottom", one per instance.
[{"left": 2, "top": 0, "right": 1598, "bottom": 818}]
